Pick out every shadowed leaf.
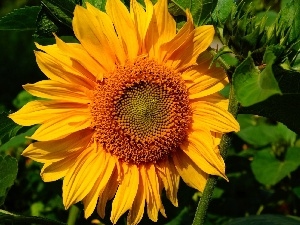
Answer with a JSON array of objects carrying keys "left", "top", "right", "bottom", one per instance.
[
  {"left": 228, "top": 214, "right": 300, "bottom": 225},
  {"left": 240, "top": 66, "right": 300, "bottom": 134},
  {"left": 0, "top": 156, "right": 18, "bottom": 206},
  {"left": 0, "top": 112, "right": 22, "bottom": 146},
  {"left": 0, "top": 6, "right": 41, "bottom": 31}
]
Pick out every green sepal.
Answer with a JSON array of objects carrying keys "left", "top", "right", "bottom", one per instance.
[
  {"left": 211, "top": 0, "right": 236, "bottom": 26},
  {"left": 210, "top": 46, "right": 239, "bottom": 71},
  {"left": 170, "top": 0, "right": 218, "bottom": 26}
]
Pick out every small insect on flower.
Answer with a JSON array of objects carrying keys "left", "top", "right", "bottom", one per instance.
[{"left": 9, "top": 0, "right": 239, "bottom": 224}]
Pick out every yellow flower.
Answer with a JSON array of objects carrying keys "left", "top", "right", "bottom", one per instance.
[{"left": 9, "top": 0, "right": 239, "bottom": 224}]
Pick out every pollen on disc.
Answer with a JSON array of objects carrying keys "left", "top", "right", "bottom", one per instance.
[{"left": 91, "top": 58, "right": 191, "bottom": 164}]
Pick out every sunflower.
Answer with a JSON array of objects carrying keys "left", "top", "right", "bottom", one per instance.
[{"left": 9, "top": 0, "right": 239, "bottom": 224}]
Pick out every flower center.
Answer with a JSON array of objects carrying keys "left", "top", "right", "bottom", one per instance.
[
  {"left": 116, "top": 82, "right": 173, "bottom": 141},
  {"left": 91, "top": 58, "right": 191, "bottom": 164}
]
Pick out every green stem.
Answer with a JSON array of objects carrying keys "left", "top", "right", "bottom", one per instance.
[
  {"left": 221, "top": 88, "right": 239, "bottom": 157},
  {"left": 0, "top": 209, "right": 66, "bottom": 225},
  {"left": 192, "top": 176, "right": 217, "bottom": 225},
  {"left": 67, "top": 205, "right": 80, "bottom": 225},
  {"left": 192, "top": 85, "right": 239, "bottom": 225}
]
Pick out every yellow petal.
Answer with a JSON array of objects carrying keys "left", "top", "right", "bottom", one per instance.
[
  {"left": 127, "top": 171, "right": 146, "bottom": 225},
  {"left": 83, "top": 150, "right": 116, "bottom": 218},
  {"left": 35, "top": 43, "right": 97, "bottom": 85},
  {"left": 41, "top": 153, "right": 78, "bottom": 182},
  {"left": 106, "top": 0, "right": 139, "bottom": 61},
  {"left": 141, "top": 164, "right": 165, "bottom": 222},
  {"left": 110, "top": 163, "right": 139, "bottom": 224},
  {"left": 63, "top": 147, "right": 108, "bottom": 208},
  {"left": 191, "top": 102, "right": 240, "bottom": 133},
  {"left": 22, "top": 129, "right": 93, "bottom": 163},
  {"left": 23, "top": 80, "right": 90, "bottom": 103},
  {"left": 157, "top": 159, "right": 180, "bottom": 206},
  {"left": 160, "top": 9, "right": 194, "bottom": 61},
  {"left": 184, "top": 52, "right": 228, "bottom": 98},
  {"left": 186, "top": 75, "right": 228, "bottom": 99},
  {"left": 145, "top": 0, "right": 176, "bottom": 58},
  {"left": 9, "top": 100, "right": 89, "bottom": 126},
  {"left": 181, "top": 130, "right": 227, "bottom": 179},
  {"left": 97, "top": 168, "right": 119, "bottom": 218},
  {"left": 153, "top": 0, "right": 176, "bottom": 41},
  {"left": 173, "top": 151, "right": 208, "bottom": 192},
  {"left": 53, "top": 35, "right": 104, "bottom": 81},
  {"left": 130, "top": 0, "right": 153, "bottom": 53},
  {"left": 86, "top": 3, "right": 126, "bottom": 65},
  {"left": 73, "top": 5, "right": 116, "bottom": 72},
  {"left": 165, "top": 25, "right": 214, "bottom": 71},
  {"left": 191, "top": 92, "right": 229, "bottom": 109},
  {"left": 31, "top": 112, "right": 91, "bottom": 141},
  {"left": 212, "top": 132, "right": 223, "bottom": 146}
]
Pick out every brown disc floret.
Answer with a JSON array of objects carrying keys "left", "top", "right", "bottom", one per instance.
[{"left": 91, "top": 57, "right": 191, "bottom": 164}]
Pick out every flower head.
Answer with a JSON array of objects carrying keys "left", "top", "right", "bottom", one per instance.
[{"left": 9, "top": 0, "right": 239, "bottom": 224}]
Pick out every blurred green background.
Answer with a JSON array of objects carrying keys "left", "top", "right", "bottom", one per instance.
[{"left": 1, "top": 0, "right": 300, "bottom": 225}]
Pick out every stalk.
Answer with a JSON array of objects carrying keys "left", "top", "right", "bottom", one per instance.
[{"left": 192, "top": 84, "right": 239, "bottom": 225}]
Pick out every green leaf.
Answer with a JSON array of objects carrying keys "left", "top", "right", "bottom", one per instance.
[
  {"left": 13, "top": 90, "right": 39, "bottom": 109},
  {"left": 242, "top": 26, "right": 262, "bottom": 51},
  {"left": 212, "top": 0, "right": 235, "bottom": 25},
  {"left": 170, "top": 0, "right": 218, "bottom": 26},
  {"left": 265, "top": 0, "right": 300, "bottom": 65},
  {"left": 0, "top": 209, "right": 67, "bottom": 225},
  {"left": 41, "top": 0, "right": 75, "bottom": 28},
  {"left": 0, "top": 112, "right": 22, "bottom": 146},
  {"left": 255, "top": 11, "right": 277, "bottom": 28},
  {"left": 165, "top": 207, "right": 189, "bottom": 225},
  {"left": 35, "top": 0, "right": 75, "bottom": 38},
  {"left": 292, "top": 52, "right": 300, "bottom": 70},
  {"left": 35, "top": 8, "right": 59, "bottom": 37},
  {"left": 212, "top": 187, "right": 224, "bottom": 199},
  {"left": 211, "top": 0, "right": 236, "bottom": 44},
  {"left": 0, "top": 126, "right": 38, "bottom": 152},
  {"left": 0, "top": 6, "right": 41, "bottom": 31},
  {"left": 0, "top": 210, "right": 15, "bottom": 221},
  {"left": 293, "top": 187, "right": 300, "bottom": 199},
  {"left": 232, "top": 54, "right": 281, "bottom": 107},
  {"left": 237, "top": 115, "right": 296, "bottom": 147},
  {"left": 0, "top": 112, "right": 36, "bottom": 149},
  {"left": 240, "top": 66, "right": 300, "bottom": 134},
  {"left": 0, "top": 156, "right": 18, "bottom": 206},
  {"left": 251, "top": 147, "right": 300, "bottom": 185},
  {"left": 84, "top": 0, "right": 106, "bottom": 11},
  {"left": 281, "top": 0, "right": 291, "bottom": 8},
  {"left": 210, "top": 46, "right": 238, "bottom": 69},
  {"left": 278, "top": 0, "right": 300, "bottom": 44},
  {"left": 236, "top": 122, "right": 274, "bottom": 147},
  {"left": 31, "top": 202, "right": 45, "bottom": 217},
  {"left": 227, "top": 214, "right": 300, "bottom": 225}
]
